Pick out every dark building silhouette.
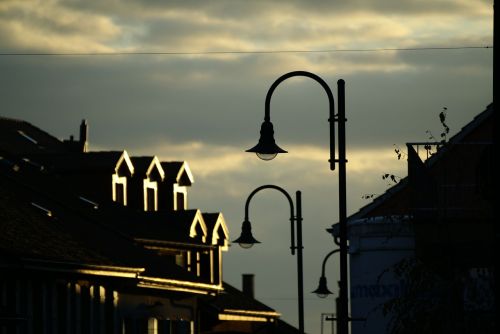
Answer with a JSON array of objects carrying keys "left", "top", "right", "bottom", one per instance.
[
  {"left": 329, "top": 103, "right": 495, "bottom": 333},
  {"left": 0, "top": 116, "right": 300, "bottom": 333}
]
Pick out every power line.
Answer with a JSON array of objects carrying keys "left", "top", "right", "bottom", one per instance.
[{"left": 0, "top": 45, "right": 492, "bottom": 57}]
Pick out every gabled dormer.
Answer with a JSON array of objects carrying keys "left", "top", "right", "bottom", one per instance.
[
  {"left": 205, "top": 213, "right": 229, "bottom": 251},
  {"left": 112, "top": 151, "right": 135, "bottom": 206},
  {"left": 204, "top": 213, "right": 229, "bottom": 285},
  {"left": 159, "top": 161, "right": 194, "bottom": 211},
  {"left": 129, "top": 156, "right": 165, "bottom": 211}
]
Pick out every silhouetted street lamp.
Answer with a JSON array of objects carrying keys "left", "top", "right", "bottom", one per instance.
[
  {"left": 312, "top": 249, "right": 339, "bottom": 298},
  {"left": 246, "top": 71, "right": 349, "bottom": 334},
  {"left": 234, "top": 219, "right": 260, "bottom": 249},
  {"left": 233, "top": 184, "right": 304, "bottom": 334}
]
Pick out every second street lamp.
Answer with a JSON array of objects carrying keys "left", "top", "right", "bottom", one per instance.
[{"left": 233, "top": 184, "right": 305, "bottom": 334}]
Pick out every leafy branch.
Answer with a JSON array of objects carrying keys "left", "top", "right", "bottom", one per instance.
[
  {"left": 362, "top": 107, "right": 451, "bottom": 200},
  {"left": 393, "top": 144, "right": 407, "bottom": 160},
  {"left": 426, "top": 107, "right": 450, "bottom": 144},
  {"left": 439, "top": 107, "right": 450, "bottom": 142},
  {"left": 382, "top": 173, "right": 402, "bottom": 185}
]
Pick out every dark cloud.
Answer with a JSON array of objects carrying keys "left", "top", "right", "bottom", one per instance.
[
  {"left": 0, "top": 43, "right": 492, "bottom": 154},
  {"left": 63, "top": 0, "right": 491, "bottom": 19}
]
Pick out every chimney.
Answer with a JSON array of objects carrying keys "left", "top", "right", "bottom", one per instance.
[
  {"left": 79, "top": 119, "right": 88, "bottom": 152},
  {"left": 242, "top": 274, "right": 254, "bottom": 299}
]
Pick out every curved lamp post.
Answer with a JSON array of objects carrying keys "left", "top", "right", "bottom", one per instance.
[
  {"left": 312, "top": 249, "right": 340, "bottom": 298},
  {"left": 233, "top": 184, "right": 304, "bottom": 334},
  {"left": 246, "top": 71, "right": 349, "bottom": 334}
]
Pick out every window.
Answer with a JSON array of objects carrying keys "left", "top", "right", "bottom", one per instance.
[
  {"left": 146, "top": 187, "right": 156, "bottom": 211},
  {"left": 176, "top": 192, "right": 185, "bottom": 210},
  {"left": 148, "top": 318, "right": 158, "bottom": 334},
  {"left": 175, "top": 252, "right": 186, "bottom": 268},
  {"left": 174, "top": 184, "right": 187, "bottom": 211},
  {"left": 112, "top": 174, "right": 127, "bottom": 205},
  {"left": 144, "top": 179, "right": 158, "bottom": 211},
  {"left": 186, "top": 251, "right": 201, "bottom": 276}
]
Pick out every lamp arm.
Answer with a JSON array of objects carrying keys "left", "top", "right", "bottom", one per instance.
[
  {"left": 263, "top": 70, "right": 337, "bottom": 170},
  {"left": 244, "top": 184, "right": 296, "bottom": 254},
  {"left": 321, "top": 249, "right": 341, "bottom": 276}
]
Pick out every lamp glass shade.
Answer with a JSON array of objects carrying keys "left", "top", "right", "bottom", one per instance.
[
  {"left": 233, "top": 220, "right": 261, "bottom": 249},
  {"left": 312, "top": 276, "right": 333, "bottom": 298},
  {"left": 246, "top": 121, "right": 287, "bottom": 160},
  {"left": 256, "top": 152, "right": 278, "bottom": 161},
  {"left": 238, "top": 242, "right": 255, "bottom": 249}
]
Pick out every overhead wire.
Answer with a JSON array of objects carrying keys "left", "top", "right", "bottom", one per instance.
[{"left": 0, "top": 45, "right": 492, "bottom": 57}]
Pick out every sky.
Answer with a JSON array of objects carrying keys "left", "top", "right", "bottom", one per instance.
[{"left": 0, "top": 0, "right": 494, "bottom": 332}]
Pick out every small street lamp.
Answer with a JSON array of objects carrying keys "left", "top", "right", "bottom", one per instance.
[
  {"left": 312, "top": 249, "right": 340, "bottom": 299},
  {"left": 313, "top": 276, "right": 333, "bottom": 299},
  {"left": 233, "top": 184, "right": 305, "bottom": 334},
  {"left": 246, "top": 71, "right": 349, "bottom": 334}
]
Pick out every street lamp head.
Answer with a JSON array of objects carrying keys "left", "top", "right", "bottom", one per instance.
[
  {"left": 233, "top": 219, "right": 261, "bottom": 249},
  {"left": 246, "top": 121, "right": 287, "bottom": 161},
  {"left": 312, "top": 276, "right": 333, "bottom": 298}
]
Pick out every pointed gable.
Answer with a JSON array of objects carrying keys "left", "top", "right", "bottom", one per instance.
[
  {"left": 129, "top": 156, "right": 166, "bottom": 211},
  {"left": 131, "top": 156, "right": 164, "bottom": 181},
  {"left": 158, "top": 161, "right": 194, "bottom": 211},
  {"left": 115, "top": 150, "right": 135, "bottom": 176},
  {"left": 189, "top": 210, "right": 208, "bottom": 243},
  {"left": 204, "top": 213, "right": 229, "bottom": 251},
  {"left": 161, "top": 161, "right": 194, "bottom": 186}
]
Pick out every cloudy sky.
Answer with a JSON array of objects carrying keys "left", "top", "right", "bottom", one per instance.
[{"left": 0, "top": 0, "right": 494, "bottom": 332}]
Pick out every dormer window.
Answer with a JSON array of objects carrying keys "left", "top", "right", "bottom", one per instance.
[
  {"left": 110, "top": 151, "right": 134, "bottom": 206},
  {"left": 204, "top": 213, "right": 229, "bottom": 285},
  {"left": 112, "top": 174, "right": 127, "bottom": 205},
  {"left": 159, "top": 161, "right": 194, "bottom": 211},
  {"left": 174, "top": 184, "right": 187, "bottom": 211},
  {"left": 128, "top": 156, "right": 165, "bottom": 212},
  {"left": 144, "top": 179, "right": 158, "bottom": 211}
]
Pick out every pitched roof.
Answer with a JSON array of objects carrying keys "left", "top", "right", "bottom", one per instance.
[
  {"left": 344, "top": 103, "right": 494, "bottom": 222},
  {"left": 0, "top": 116, "right": 66, "bottom": 155},
  {"left": 101, "top": 207, "right": 210, "bottom": 247},
  {"left": 0, "top": 173, "right": 114, "bottom": 266},
  {"left": 32, "top": 151, "right": 134, "bottom": 174},
  {"left": 202, "top": 282, "right": 280, "bottom": 320}
]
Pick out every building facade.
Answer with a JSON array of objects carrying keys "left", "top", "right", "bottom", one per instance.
[{"left": 0, "top": 117, "right": 298, "bottom": 334}]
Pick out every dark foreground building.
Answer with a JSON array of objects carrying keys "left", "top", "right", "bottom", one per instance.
[
  {"left": 329, "top": 103, "right": 496, "bottom": 333},
  {"left": 0, "top": 117, "right": 299, "bottom": 334}
]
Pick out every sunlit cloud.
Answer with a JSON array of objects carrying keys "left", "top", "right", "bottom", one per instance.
[
  {"left": 0, "top": 0, "right": 492, "bottom": 56},
  {"left": 0, "top": 0, "right": 120, "bottom": 52},
  {"left": 128, "top": 140, "right": 406, "bottom": 183}
]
